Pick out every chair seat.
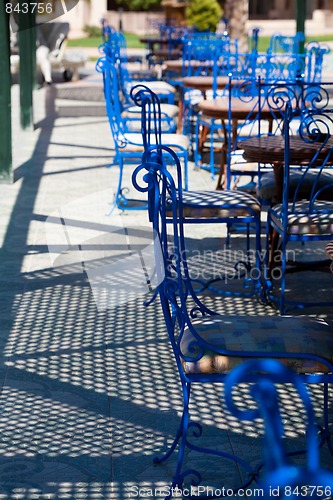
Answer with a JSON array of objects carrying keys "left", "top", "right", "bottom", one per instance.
[
  {"left": 181, "top": 315, "right": 333, "bottom": 375},
  {"left": 131, "top": 80, "right": 176, "bottom": 95},
  {"left": 270, "top": 200, "right": 333, "bottom": 235},
  {"left": 259, "top": 170, "right": 333, "bottom": 202},
  {"left": 122, "top": 103, "right": 179, "bottom": 119},
  {"left": 122, "top": 132, "right": 189, "bottom": 152},
  {"left": 179, "top": 190, "right": 261, "bottom": 218}
]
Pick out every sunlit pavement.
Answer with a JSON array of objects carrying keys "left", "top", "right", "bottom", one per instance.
[{"left": 0, "top": 64, "right": 332, "bottom": 499}]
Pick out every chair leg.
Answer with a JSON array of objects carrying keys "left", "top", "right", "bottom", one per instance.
[
  {"left": 279, "top": 235, "right": 288, "bottom": 315},
  {"left": 209, "top": 126, "right": 216, "bottom": 180},
  {"left": 153, "top": 382, "right": 191, "bottom": 480},
  {"left": 321, "top": 382, "right": 333, "bottom": 455},
  {"left": 171, "top": 382, "right": 191, "bottom": 486},
  {"left": 194, "top": 120, "right": 203, "bottom": 168},
  {"left": 114, "top": 159, "right": 124, "bottom": 209},
  {"left": 183, "top": 152, "right": 189, "bottom": 191}
]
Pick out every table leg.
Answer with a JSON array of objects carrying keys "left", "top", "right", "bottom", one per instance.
[
  {"left": 216, "top": 119, "right": 238, "bottom": 190},
  {"left": 177, "top": 90, "right": 184, "bottom": 134},
  {"left": 267, "top": 164, "right": 284, "bottom": 275}
]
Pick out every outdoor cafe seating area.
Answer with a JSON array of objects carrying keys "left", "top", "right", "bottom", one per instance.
[
  {"left": 94, "top": 20, "right": 333, "bottom": 496},
  {"left": 2, "top": 12, "right": 333, "bottom": 495}
]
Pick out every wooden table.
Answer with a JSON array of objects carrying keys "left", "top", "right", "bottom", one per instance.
[
  {"left": 197, "top": 97, "right": 273, "bottom": 190},
  {"left": 140, "top": 38, "right": 183, "bottom": 63},
  {"left": 164, "top": 59, "right": 214, "bottom": 73},
  {"left": 139, "top": 37, "right": 183, "bottom": 48},
  {"left": 238, "top": 135, "right": 333, "bottom": 201},
  {"left": 182, "top": 75, "right": 230, "bottom": 91}
]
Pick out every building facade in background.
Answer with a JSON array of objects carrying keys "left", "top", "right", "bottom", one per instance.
[{"left": 58, "top": 0, "right": 333, "bottom": 37}]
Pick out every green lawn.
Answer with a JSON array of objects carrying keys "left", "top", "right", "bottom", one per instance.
[
  {"left": 68, "top": 31, "right": 333, "bottom": 51},
  {"left": 67, "top": 32, "right": 144, "bottom": 49}
]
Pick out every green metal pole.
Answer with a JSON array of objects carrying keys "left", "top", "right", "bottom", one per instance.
[
  {"left": 0, "top": 4, "right": 12, "bottom": 182},
  {"left": 19, "top": 3, "right": 35, "bottom": 129},
  {"left": 30, "top": 17, "right": 37, "bottom": 89},
  {"left": 296, "top": 0, "right": 306, "bottom": 54}
]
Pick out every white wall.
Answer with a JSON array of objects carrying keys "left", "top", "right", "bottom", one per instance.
[{"left": 55, "top": 0, "right": 106, "bottom": 38}]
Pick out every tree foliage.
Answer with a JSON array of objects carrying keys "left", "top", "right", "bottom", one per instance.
[
  {"left": 186, "top": 0, "right": 222, "bottom": 32},
  {"left": 115, "top": 0, "right": 161, "bottom": 11}
]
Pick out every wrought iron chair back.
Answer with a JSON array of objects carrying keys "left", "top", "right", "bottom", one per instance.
[
  {"left": 283, "top": 104, "right": 333, "bottom": 209},
  {"left": 100, "top": 19, "right": 114, "bottom": 43},
  {"left": 133, "top": 85, "right": 264, "bottom": 297},
  {"left": 268, "top": 32, "right": 305, "bottom": 55},
  {"left": 97, "top": 57, "right": 189, "bottom": 209},
  {"left": 259, "top": 81, "right": 333, "bottom": 313},
  {"left": 305, "top": 41, "right": 330, "bottom": 83},
  {"left": 104, "top": 29, "right": 176, "bottom": 105},
  {"left": 96, "top": 56, "right": 128, "bottom": 156},
  {"left": 182, "top": 36, "right": 234, "bottom": 78}
]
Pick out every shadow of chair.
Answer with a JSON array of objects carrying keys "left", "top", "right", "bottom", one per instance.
[{"left": 131, "top": 87, "right": 333, "bottom": 497}]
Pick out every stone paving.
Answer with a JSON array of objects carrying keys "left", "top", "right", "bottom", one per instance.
[{"left": 0, "top": 62, "right": 332, "bottom": 499}]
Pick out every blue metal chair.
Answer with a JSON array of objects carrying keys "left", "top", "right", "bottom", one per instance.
[
  {"left": 193, "top": 48, "right": 304, "bottom": 182},
  {"left": 146, "top": 23, "right": 188, "bottom": 67},
  {"left": 132, "top": 85, "right": 264, "bottom": 297},
  {"left": 189, "top": 38, "right": 242, "bottom": 179},
  {"left": 131, "top": 88, "right": 333, "bottom": 496},
  {"left": 100, "top": 32, "right": 179, "bottom": 134},
  {"left": 212, "top": 50, "right": 329, "bottom": 191},
  {"left": 104, "top": 29, "right": 177, "bottom": 105},
  {"left": 268, "top": 32, "right": 305, "bottom": 55},
  {"left": 97, "top": 58, "right": 189, "bottom": 210},
  {"left": 265, "top": 93, "right": 333, "bottom": 314},
  {"left": 305, "top": 41, "right": 330, "bottom": 83},
  {"left": 225, "top": 359, "right": 333, "bottom": 497}
]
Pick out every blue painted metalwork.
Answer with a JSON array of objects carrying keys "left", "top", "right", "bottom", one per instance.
[
  {"left": 187, "top": 38, "right": 240, "bottom": 178},
  {"left": 195, "top": 40, "right": 330, "bottom": 183},
  {"left": 131, "top": 85, "right": 263, "bottom": 297},
  {"left": 131, "top": 87, "right": 333, "bottom": 497},
  {"left": 260, "top": 81, "right": 333, "bottom": 313},
  {"left": 100, "top": 36, "right": 177, "bottom": 135},
  {"left": 100, "top": 19, "right": 114, "bottom": 43},
  {"left": 103, "top": 28, "right": 176, "bottom": 104},
  {"left": 305, "top": 41, "right": 331, "bottom": 83},
  {"left": 146, "top": 23, "right": 188, "bottom": 68},
  {"left": 225, "top": 359, "right": 333, "bottom": 497},
  {"left": 97, "top": 57, "right": 189, "bottom": 210},
  {"left": 268, "top": 32, "right": 305, "bottom": 55}
]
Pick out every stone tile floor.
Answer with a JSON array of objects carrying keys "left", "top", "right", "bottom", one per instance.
[{"left": 0, "top": 63, "right": 332, "bottom": 499}]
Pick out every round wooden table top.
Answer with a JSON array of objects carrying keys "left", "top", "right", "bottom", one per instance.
[
  {"left": 239, "top": 135, "right": 332, "bottom": 164},
  {"left": 182, "top": 75, "right": 230, "bottom": 91},
  {"left": 198, "top": 97, "right": 273, "bottom": 120}
]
